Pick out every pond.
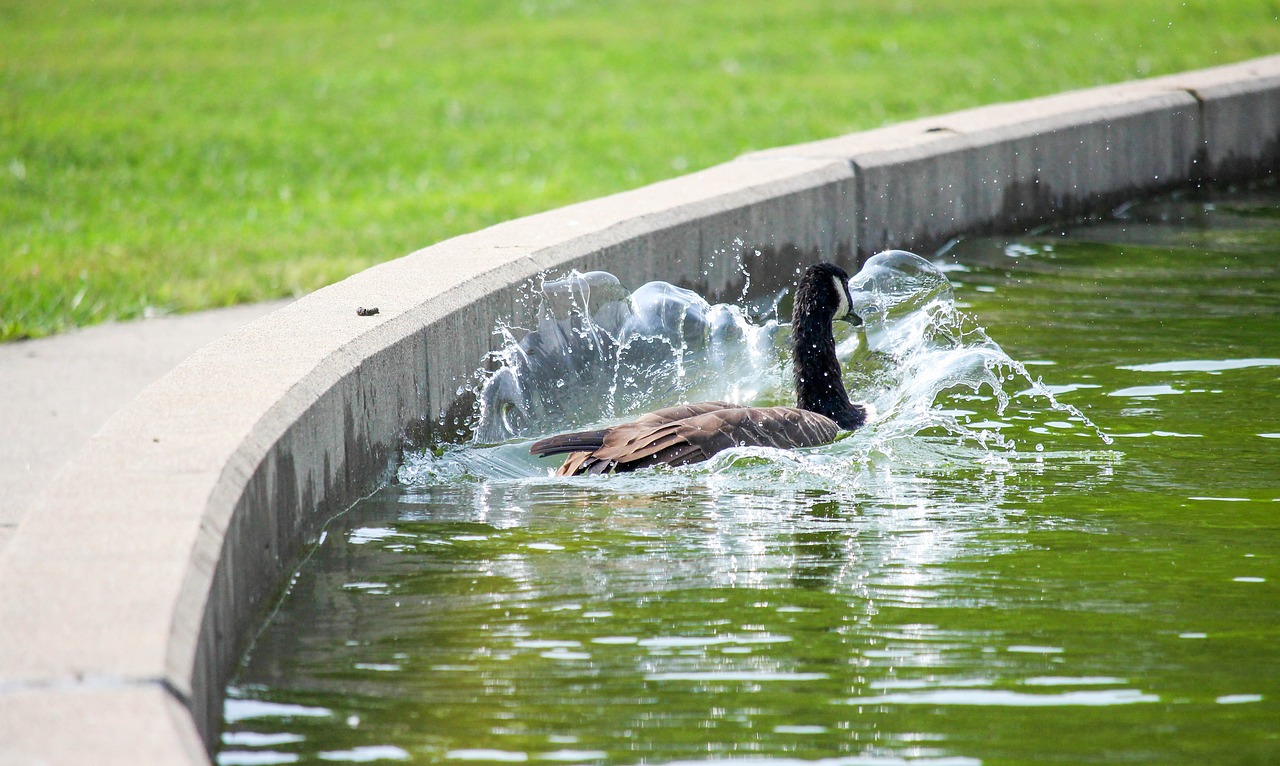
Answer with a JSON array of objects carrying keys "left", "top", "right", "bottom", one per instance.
[{"left": 219, "top": 185, "right": 1280, "bottom": 766}]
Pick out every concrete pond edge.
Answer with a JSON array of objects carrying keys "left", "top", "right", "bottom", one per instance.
[{"left": 2, "top": 55, "right": 1278, "bottom": 764}]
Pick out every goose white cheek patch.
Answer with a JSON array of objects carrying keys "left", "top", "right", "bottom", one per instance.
[{"left": 832, "top": 274, "right": 851, "bottom": 320}]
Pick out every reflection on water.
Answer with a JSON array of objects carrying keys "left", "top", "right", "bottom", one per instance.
[{"left": 222, "top": 187, "right": 1280, "bottom": 766}]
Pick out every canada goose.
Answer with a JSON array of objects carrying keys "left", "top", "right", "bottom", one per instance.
[{"left": 529, "top": 262, "right": 874, "bottom": 475}]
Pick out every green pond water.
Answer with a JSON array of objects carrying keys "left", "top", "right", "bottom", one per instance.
[{"left": 220, "top": 187, "right": 1280, "bottom": 766}]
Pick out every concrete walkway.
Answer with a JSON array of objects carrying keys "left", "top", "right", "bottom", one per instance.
[{"left": 0, "top": 301, "right": 291, "bottom": 554}]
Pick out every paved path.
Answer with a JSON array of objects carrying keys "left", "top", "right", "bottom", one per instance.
[{"left": 0, "top": 301, "right": 291, "bottom": 553}]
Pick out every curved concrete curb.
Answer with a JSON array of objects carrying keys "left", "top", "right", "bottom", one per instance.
[
  {"left": 0, "top": 300, "right": 292, "bottom": 551},
  {"left": 2, "top": 55, "right": 1278, "bottom": 764}
]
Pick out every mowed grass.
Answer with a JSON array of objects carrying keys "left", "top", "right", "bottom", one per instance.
[{"left": 3, "top": 0, "right": 1278, "bottom": 341}]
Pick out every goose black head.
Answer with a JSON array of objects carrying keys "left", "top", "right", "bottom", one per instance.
[{"left": 794, "top": 262, "right": 861, "bottom": 327}]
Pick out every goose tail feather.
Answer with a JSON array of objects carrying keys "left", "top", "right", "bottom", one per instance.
[{"left": 529, "top": 429, "right": 610, "bottom": 457}]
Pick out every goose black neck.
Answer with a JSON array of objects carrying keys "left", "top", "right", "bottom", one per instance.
[{"left": 791, "top": 277, "right": 862, "bottom": 430}]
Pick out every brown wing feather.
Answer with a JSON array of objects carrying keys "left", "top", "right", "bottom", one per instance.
[
  {"left": 557, "top": 450, "right": 596, "bottom": 476},
  {"left": 544, "top": 404, "right": 840, "bottom": 476},
  {"left": 529, "top": 401, "right": 742, "bottom": 459},
  {"left": 632, "top": 401, "right": 742, "bottom": 426}
]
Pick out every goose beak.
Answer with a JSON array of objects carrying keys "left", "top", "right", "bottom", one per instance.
[{"left": 837, "top": 283, "right": 862, "bottom": 326}]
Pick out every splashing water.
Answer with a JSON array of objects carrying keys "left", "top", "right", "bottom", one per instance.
[
  {"left": 846, "top": 250, "right": 1112, "bottom": 448},
  {"left": 470, "top": 269, "right": 785, "bottom": 445},
  {"left": 400, "top": 251, "right": 1113, "bottom": 487}
]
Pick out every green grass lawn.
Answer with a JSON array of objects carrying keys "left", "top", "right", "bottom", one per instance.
[{"left": 3, "top": 0, "right": 1278, "bottom": 341}]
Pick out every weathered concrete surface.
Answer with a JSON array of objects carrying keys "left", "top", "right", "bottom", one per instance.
[
  {"left": 0, "top": 301, "right": 290, "bottom": 553},
  {"left": 1149, "top": 56, "right": 1280, "bottom": 182},
  {"left": 748, "top": 82, "right": 1204, "bottom": 256},
  {"left": 1, "top": 55, "right": 1278, "bottom": 764},
  {"left": 0, "top": 686, "right": 205, "bottom": 766},
  {"left": 748, "top": 55, "right": 1280, "bottom": 258}
]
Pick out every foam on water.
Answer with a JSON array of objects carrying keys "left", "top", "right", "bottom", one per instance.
[{"left": 399, "top": 251, "right": 1112, "bottom": 488}]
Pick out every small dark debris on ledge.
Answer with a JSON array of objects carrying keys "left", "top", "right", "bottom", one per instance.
[{"left": 356, "top": 307, "right": 380, "bottom": 316}]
